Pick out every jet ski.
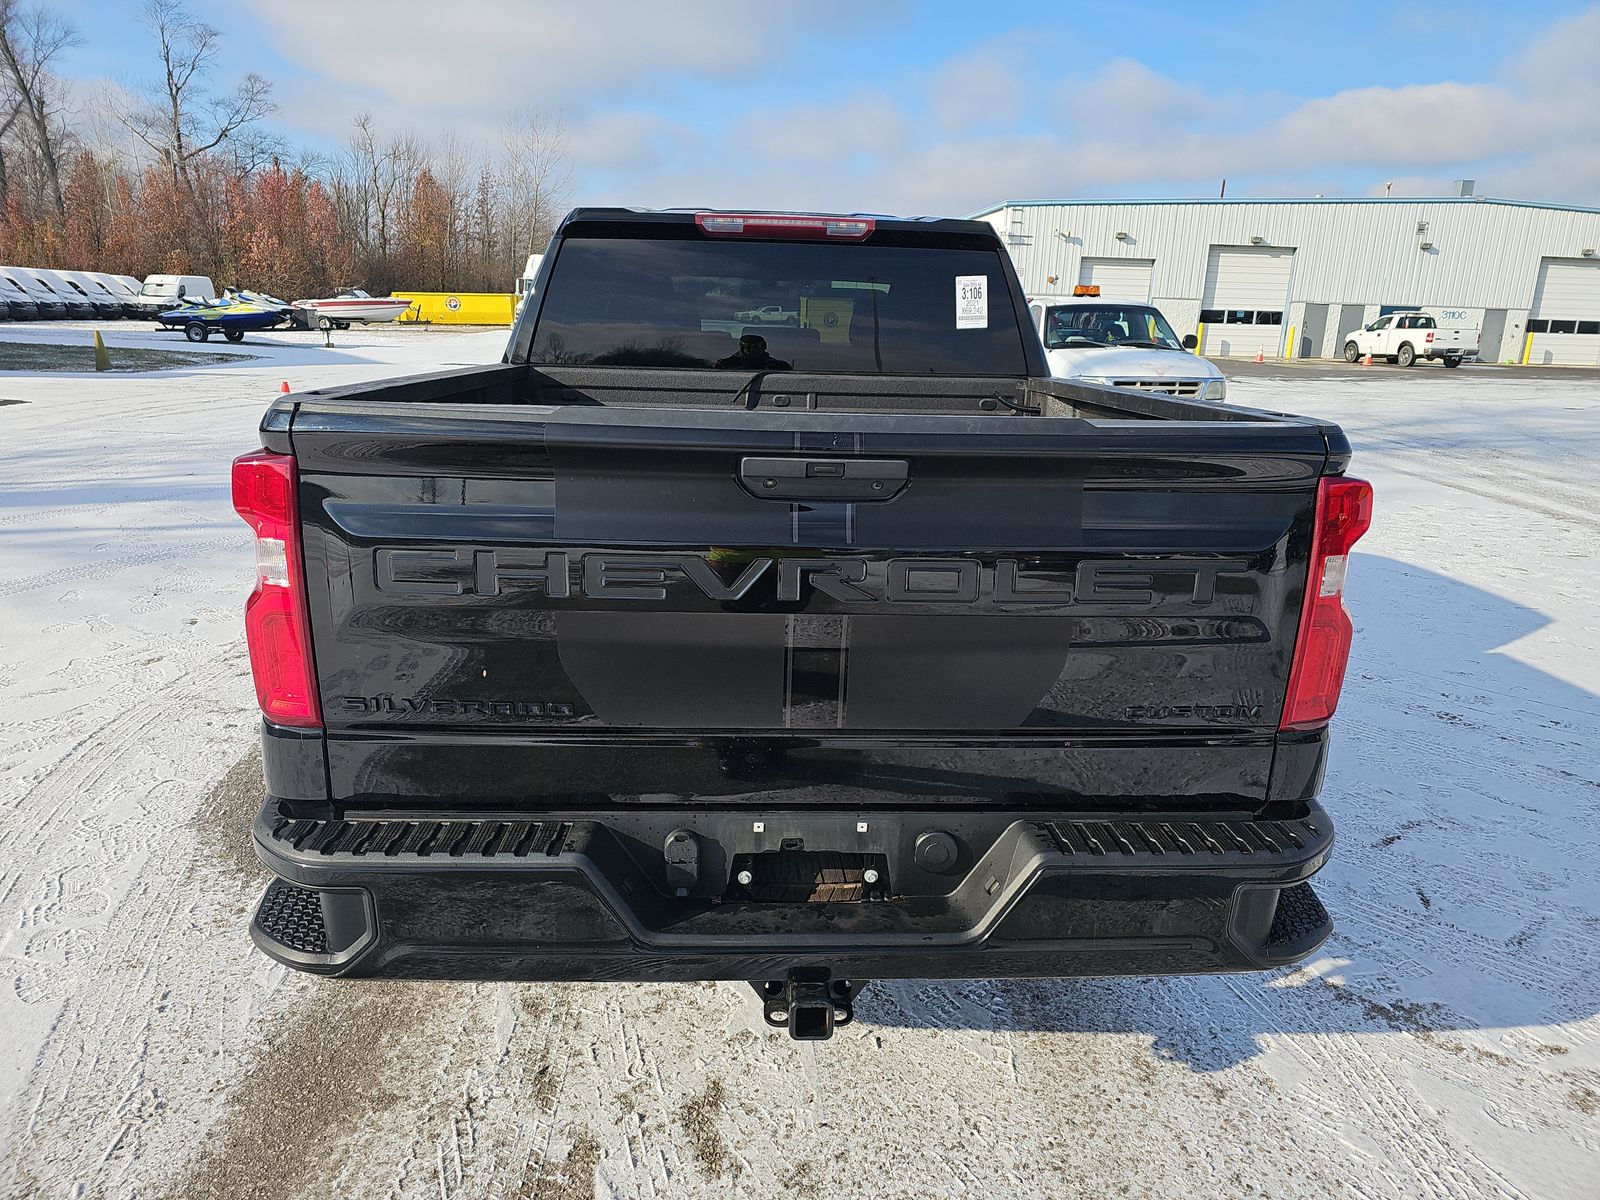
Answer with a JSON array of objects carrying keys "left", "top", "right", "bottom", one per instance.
[
  {"left": 222, "top": 287, "right": 296, "bottom": 325},
  {"left": 155, "top": 296, "right": 287, "bottom": 342}
]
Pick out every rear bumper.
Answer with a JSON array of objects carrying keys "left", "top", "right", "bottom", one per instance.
[{"left": 251, "top": 801, "right": 1335, "bottom": 982}]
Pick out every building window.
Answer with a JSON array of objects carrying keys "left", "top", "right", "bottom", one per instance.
[
  {"left": 1578, "top": 320, "right": 1600, "bottom": 335},
  {"left": 1200, "top": 309, "right": 1283, "bottom": 325},
  {"left": 1549, "top": 319, "right": 1577, "bottom": 334},
  {"left": 1527, "top": 319, "right": 1550, "bottom": 333}
]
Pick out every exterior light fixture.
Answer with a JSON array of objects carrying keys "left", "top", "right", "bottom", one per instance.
[
  {"left": 1114, "top": 231, "right": 1129, "bottom": 241},
  {"left": 1583, "top": 248, "right": 1597, "bottom": 258},
  {"left": 1249, "top": 235, "right": 1264, "bottom": 245}
]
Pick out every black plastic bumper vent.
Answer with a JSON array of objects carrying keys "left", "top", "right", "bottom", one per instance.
[
  {"left": 1039, "top": 817, "right": 1319, "bottom": 859},
  {"left": 271, "top": 817, "right": 557, "bottom": 859}
]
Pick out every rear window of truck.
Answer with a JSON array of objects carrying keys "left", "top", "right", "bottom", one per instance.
[{"left": 528, "top": 237, "right": 1030, "bottom": 375}]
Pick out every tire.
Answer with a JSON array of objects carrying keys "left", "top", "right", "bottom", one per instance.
[
  {"left": 334, "top": 320, "right": 350, "bottom": 330},
  {"left": 1443, "top": 356, "right": 1462, "bottom": 368},
  {"left": 1397, "top": 342, "right": 1415, "bottom": 367},
  {"left": 317, "top": 315, "right": 333, "bottom": 331},
  {"left": 223, "top": 328, "right": 244, "bottom": 343},
  {"left": 1343, "top": 341, "right": 1361, "bottom": 363},
  {"left": 184, "top": 322, "right": 209, "bottom": 343}
]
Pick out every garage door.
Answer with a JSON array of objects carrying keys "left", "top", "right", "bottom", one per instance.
[
  {"left": 1077, "top": 257, "right": 1153, "bottom": 302},
  {"left": 1199, "top": 246, "right": 1294, "bottom": 357},
  {"left": 1527, "top": 258, "right": 1600, "bottom": 366}
]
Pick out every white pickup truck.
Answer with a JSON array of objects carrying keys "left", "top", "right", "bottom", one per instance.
[
  {"left": 1028, "top": 295, "right": 1228, "bottom": 400},
  {"left": 1342, "top": 312, "right": 1477, "bottom": 367}
]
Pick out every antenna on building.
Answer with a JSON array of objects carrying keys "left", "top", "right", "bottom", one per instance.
[
  {"left": 1219, "top": 178, "right": 1227, "bottom": 198},
  {"left": 1384, "top": 181, "right": 1393, "bottom": 196}
]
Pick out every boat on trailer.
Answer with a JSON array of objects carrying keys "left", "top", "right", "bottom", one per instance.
[{"left": 291, "top": 288, "right": 414, "bottom": 329}]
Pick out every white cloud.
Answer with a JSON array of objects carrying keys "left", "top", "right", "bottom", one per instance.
[
  {"left": 251, "top": 2, "right": 824, "bottom": 121},
  {"left": 728, "top": 91, "right": 910, "bottom": 165},
  {"left": 1052, "top": 58, "right": 1229, "bottom": 131},
  {"left": 925, "top": 36, "right": 1032, "bottom": 135},
  {"left": 565, "top": 110, "right": 704, "bottom": 173}
]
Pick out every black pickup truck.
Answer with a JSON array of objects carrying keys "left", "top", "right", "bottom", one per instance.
[{"left": 234, "top": 208, "right": 1371, "bottom": 1040}]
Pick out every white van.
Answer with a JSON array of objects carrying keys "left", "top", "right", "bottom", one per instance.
[
  {"left": 15, "top": 267, "right": 98, "bottom": 318},
  {"left": 134, "top": 273, "right": 215, "bottom": 315},
  {"left": 0, "top": 266, "right": 69, "bottom": 318},
  {"left": 85, "top": 271, "right": 143, "bottom": 317},
  {"left": 41, "top": 269, "right": 123, "bottom": 318},
  {"left": 0, "top": 269, "right": 42, "bottom": 319},
  {"left": 98, "top": 273, "right": 146, "bottom": 316},
  {"left": 513, "top": 253, "right": 544, "bottom": 317}
]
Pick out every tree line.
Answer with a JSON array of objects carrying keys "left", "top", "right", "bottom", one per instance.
[{"left": 0, "top": 0, "right": 570, "bottom": 298}]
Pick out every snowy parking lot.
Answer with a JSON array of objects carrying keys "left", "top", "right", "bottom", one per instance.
[{"left": 1, "top": 325, "right": 1597, "bottom": 1199}]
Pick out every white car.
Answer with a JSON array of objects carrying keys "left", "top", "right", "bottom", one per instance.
[
  {"left": 1029, "top": 296, "right": 1227, "bottom": 400},
  {"left": 1342, "top": 312, "right": 1477, "bottom": 367},
  {"left": 734, "top": 304, "right": 799, "bottom": 325}
]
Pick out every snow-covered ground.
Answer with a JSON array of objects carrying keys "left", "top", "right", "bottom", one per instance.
[{"left": 1, "top": 330, "right": 1596, "bottom": 1199}]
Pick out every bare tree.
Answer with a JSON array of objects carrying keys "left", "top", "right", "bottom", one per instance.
[
  {"left": 501, "top": 109, "right": 571, "bottom": 264},
  {"left": 0, "top": 99, "right": 22, "bottom": 203},
  {"left": 333, "top": 113, "right": 423, "bottom": 286},
  {"left": 0, "top": 0, "right": 79, "bottom": 217},
  {"left": 120, "top": 0, "right": 274, "bottom": 197}
]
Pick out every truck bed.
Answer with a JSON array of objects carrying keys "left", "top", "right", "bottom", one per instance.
[{"left": 277, "top": 359, "right": 1336, "bottom": 424}]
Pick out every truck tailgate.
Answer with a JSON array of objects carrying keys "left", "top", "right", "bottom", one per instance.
[{"left": 288, "top": 401, "right": 1329, "bottom": 806}]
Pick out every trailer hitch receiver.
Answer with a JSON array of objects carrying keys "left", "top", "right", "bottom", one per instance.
[{"left": 751, "top": 974, "right": 865, "bottom": 1041}]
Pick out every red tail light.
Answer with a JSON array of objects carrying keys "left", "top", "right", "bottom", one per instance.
[
  {"left": 1280, "top": 476, "right": 1374, "bottom": 731},
  {"left": 1425, "top": 331, "right": 1435, "bottom": 343},
  {"left": 695, "top": 212, "right": 875, "bottom": 240},
  {"left": 232, "top": 450, "right": 321, "bottom": 728}
]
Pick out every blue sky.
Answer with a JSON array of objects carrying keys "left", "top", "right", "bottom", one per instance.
[{"left": 54, "top": 1, "right": 1600, "bottom": 214}]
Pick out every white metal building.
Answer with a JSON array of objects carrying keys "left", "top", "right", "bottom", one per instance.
[{"left": 971, "top": 190, "right": 1600, "bottom": 365}]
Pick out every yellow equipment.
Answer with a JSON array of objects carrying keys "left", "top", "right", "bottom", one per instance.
[{"left": 392, "top": 292, "right": 516, "bottom": 326}]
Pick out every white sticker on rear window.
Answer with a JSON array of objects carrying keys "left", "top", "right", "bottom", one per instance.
[{"left": 955, "top": 275, "right": 988, "bottom": 329}]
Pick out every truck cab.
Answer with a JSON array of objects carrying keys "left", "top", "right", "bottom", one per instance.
[{"left": 1029, "top": 293, "right": 1228, "bottom": 401}]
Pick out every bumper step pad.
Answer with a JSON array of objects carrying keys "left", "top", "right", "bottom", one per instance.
[
  {"left": 254, "top": 878, "right": 329, "bottom": 955},
  {"left": 1266, "top": 880, "right": 1332, "bottom": 957},
  {"left": 250, "top": 876, "right": 373, "bottom": 970}
]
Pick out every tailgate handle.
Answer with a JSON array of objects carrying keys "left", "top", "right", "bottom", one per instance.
[{"left": 739, "top": 456, "right": 909, "bottom": 502}]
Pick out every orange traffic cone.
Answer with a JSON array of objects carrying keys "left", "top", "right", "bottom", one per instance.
[
  {"left": 279, "top": 381, "right": 291, "bottom": 395},
  {"left": 1362, "top": 353, "right": 1372, "bottom": 367},
  {"left": 1254, "top": 346, "right": 1265, "bottom": 364}
]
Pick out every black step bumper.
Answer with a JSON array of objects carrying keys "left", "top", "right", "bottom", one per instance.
[{"left": 250, "top": 802, "right": 1335, "bottom": 981}]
